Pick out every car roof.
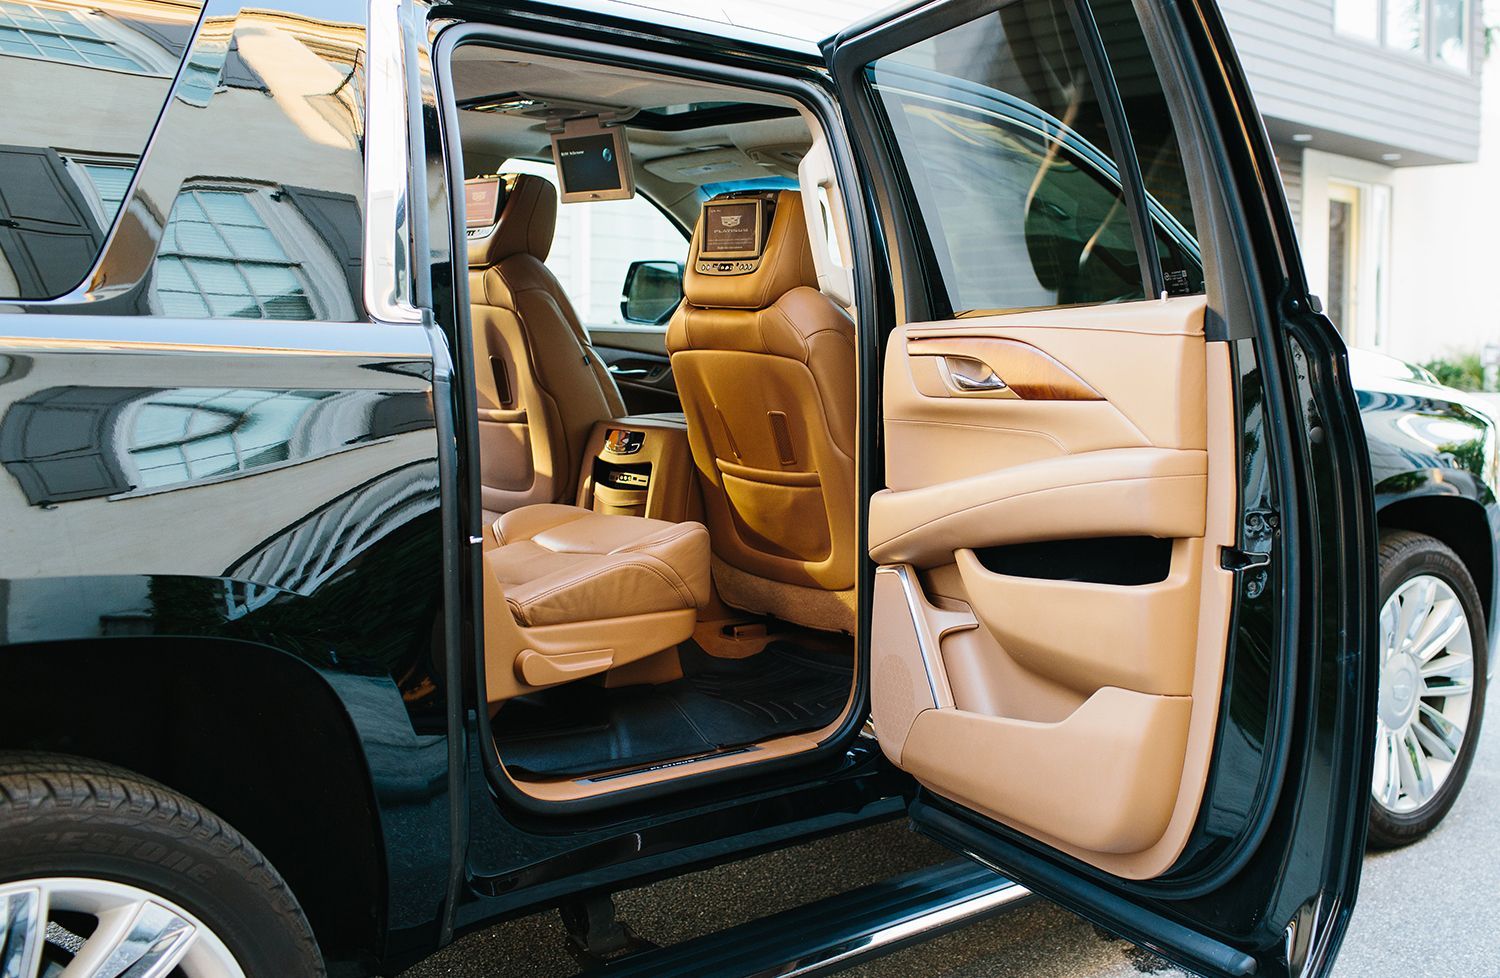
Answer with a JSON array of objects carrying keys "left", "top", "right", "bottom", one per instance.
[{"left": 512, "top": 0, "right": 826, "bottom": 57}]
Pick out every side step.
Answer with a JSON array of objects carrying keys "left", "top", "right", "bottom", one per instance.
[{"left": 579, "top": 859, "right": 1030, "bottom": 978}]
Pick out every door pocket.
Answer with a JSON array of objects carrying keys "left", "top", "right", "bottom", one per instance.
[
  {"left": 870, "top": 559, "right": 1193, "bottom": 856},
  {"left": 974, "top": 535, "right": 1172, "bottom": 586},
  {"left": 954, "top": 542, "right": 1201, "bottom": 696}
]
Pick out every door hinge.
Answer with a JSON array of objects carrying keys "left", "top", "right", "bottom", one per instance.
[{"left": 1244, "top": 509, "right": 1280, "bottom": 535}]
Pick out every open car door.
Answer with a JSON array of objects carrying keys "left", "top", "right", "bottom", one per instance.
[{"left": 827, "top": 0, "right": 1377, "bottom": 976}]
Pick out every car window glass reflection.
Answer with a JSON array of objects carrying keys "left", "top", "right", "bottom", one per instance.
[
  {"left": 0, "top": 0, "right": 200, "bottom": 300},
  {"left": 109, "top": 5, "right": 367, "bottom": 319},
  {"left": 156, "top": 190, "right": 317, "bottom": 319}
]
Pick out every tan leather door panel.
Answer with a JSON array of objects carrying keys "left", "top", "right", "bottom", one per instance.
[
  {"left": 870, "top": 296, "right": 1237, "bottom": 879},
  {"left": 883, "top": 298, "right": 1207, "bottom": 489}
]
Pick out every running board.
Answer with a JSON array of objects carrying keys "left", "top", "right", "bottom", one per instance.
[{"left": 577, "top": 859, "right": 1030, "bottom": 977}]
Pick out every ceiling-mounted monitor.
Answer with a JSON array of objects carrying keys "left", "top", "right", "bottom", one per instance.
[{"left": 551, "top": 116, "right": 635, "bottom": 203}]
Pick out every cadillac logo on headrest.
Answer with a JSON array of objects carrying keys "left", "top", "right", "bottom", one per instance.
[{"left": 720, "top": 214, "right": 742, "bottom": 227}]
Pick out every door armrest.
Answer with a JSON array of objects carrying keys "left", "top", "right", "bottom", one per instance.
[{"left": 868, "top": 448, "right": 1208, "bottom": 567}]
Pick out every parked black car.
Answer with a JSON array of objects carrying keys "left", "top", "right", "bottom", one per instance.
[{"left": 0, "top": 0, "right": 1492, "bottom": 976}]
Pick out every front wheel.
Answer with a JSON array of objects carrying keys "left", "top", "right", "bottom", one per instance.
[
  {"left": 0, "top": 752, "right": 323, "bottom": 977},
  {"left": 1368, "top": 530, "right": 1488, "bottom": 848}
]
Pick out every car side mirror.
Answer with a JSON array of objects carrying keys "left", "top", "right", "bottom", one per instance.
[{"left": 620, "top": 260, "right": 684, "bottom": 326}]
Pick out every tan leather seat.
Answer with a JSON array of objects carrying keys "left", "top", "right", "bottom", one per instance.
[
  {"left": 469, "top": 174, "right": 625, "bottom": 519},
  {"left": 666, "top": 191, "right": 856, "bottom": 632},
  {"left": 486, "top": 504, "right": 710, "bottom": 627}
]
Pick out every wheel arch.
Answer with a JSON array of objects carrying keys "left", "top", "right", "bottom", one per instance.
[
  {"left": 1376, "top": 490, "right": 1494, "bottom": 632},
  {"left": 0, "top": 636, "right": 387, "bottom": 970}
]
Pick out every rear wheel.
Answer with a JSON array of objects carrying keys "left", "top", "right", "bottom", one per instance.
[
  {"left": 1368, "top": 530, "right": 1488, "bottom": 848},
  {"left": 0, "top": 752, "right": 323, "bottom": 977}
]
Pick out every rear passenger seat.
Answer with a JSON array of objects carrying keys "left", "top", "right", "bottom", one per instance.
[
  {"left": 488, "top": 504, "right": 710, "bottom": 627},
  {"left": 482, "top": 504, "right": 710, "bottom": 700}
]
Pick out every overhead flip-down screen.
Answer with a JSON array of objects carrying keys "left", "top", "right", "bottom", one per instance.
[{"left": 551, "top": 117, "right": 635, "bottom": 203}]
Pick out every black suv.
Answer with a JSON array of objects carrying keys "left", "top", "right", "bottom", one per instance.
[{"left": 0, "top": 0, "right": 1493, "bottom": 976}]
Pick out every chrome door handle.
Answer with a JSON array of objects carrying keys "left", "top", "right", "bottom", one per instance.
[
  {"left": 608, "top": 365, "right": 651, "bottom": 378},
  {"left": 942, "top": 356, "right": 1010, "bottom": 394}
]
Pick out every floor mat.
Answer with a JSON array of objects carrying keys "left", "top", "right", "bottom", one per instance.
[{"left": 493, "top": 640, "right": 852, "bottom": 779}]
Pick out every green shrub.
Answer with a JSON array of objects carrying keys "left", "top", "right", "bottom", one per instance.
[{"left": 1421, "top": 352, "right": 1488, "bottom": 392}]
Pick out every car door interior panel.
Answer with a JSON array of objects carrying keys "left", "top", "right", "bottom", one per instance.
[
  {"left": 870, "top": 296, "right": 1238, "bottom": 877},
  {"left": 881, "top": 298, "right": 1210, "bottom": 488}
]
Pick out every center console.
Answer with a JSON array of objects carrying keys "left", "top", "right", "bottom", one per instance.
[{"left": 575, "top": 414, "right": 701, "bottom": 523}]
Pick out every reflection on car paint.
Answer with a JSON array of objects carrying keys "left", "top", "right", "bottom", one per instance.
[{"left": 0, "top": 382, "right": 431, "bottom": 504}]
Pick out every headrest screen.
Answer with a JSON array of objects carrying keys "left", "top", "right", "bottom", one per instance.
[
  {"left": 464, "top": 177, "right": 503, "bottom": 229},
  {"left": 551, "top": 117, "right": 635, "bottom": 203},
  {"left": 700, "top": 199, "right": 765, "bottom": 259}
]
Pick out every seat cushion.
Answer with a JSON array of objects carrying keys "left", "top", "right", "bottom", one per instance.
[{"left": 486, "top": 504, "right": 711, "bottom": 627}]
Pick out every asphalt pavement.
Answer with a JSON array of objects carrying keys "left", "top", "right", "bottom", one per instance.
[{"left": 401, "top": 691, "right": 1499, "bottom": 978}]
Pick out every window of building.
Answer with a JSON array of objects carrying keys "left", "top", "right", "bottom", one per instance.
[
  {"left": 176, "top": 36, "right": 226, "bottom": 106},
  {"left": 1432, "top": 0, "right": 1469, "bottom": 69},
  {"left": 499, "top": 158, "right": 688, "bottom": 327},
  {"left": 155, "top": 189, "right": 316, "bottom": 320},
  {"left": 1385, "top": 0, "right": 1424, "bottom": 53},
  {"left": 0, "top": 1, "right": 145, "bottom": 70},
  {"left": 1334, "top": 0, "right": 1469, "bottom": 71}
]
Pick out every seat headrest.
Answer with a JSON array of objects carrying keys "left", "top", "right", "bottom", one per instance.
[
  {"left": 683, "top": 190, "right": 818, "bottom": 310},
  {"left": 467, "top": 173, "right": 558, "bottom": 268}
]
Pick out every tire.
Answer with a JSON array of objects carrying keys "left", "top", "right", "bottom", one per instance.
[
  {"left": 1368, "top": 530, "right": 1489, "bottom": 849},
  {"left": 0, "top": 751, "right": 323, "bottom": 977}
]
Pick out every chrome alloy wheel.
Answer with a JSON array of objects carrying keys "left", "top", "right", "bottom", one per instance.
[
  {"left": 0, "top": 877, "right": 246, "bottom": 978},
  {"left": 1372, "top": 573, "right": 1476, "bottom": 816}
]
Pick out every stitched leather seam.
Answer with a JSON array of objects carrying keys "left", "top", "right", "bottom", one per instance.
[
  {"left": 515, "top": 558, "right": 692, "bottom": 618},
  {"left": 615, "top": 524, "right": 704, "bottom": 555}
]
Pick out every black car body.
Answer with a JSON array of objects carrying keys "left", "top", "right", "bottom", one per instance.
[
  {"left": 0, "top": 0, "right": 1491, "bottom": 976},
  {"left": 1352, "top": 347, "right": 1498, "bottom": 612}
]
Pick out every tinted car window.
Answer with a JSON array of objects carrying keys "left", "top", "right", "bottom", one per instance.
[
  {"left": 0, "top": 0, "right": 201, "bottom": 299},
  {"left": 868, "top": 0, "right": 1146, "bottom": 314},
  {"left": 1092, "top": 0, "right": 1205, "bottom": 296}
]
